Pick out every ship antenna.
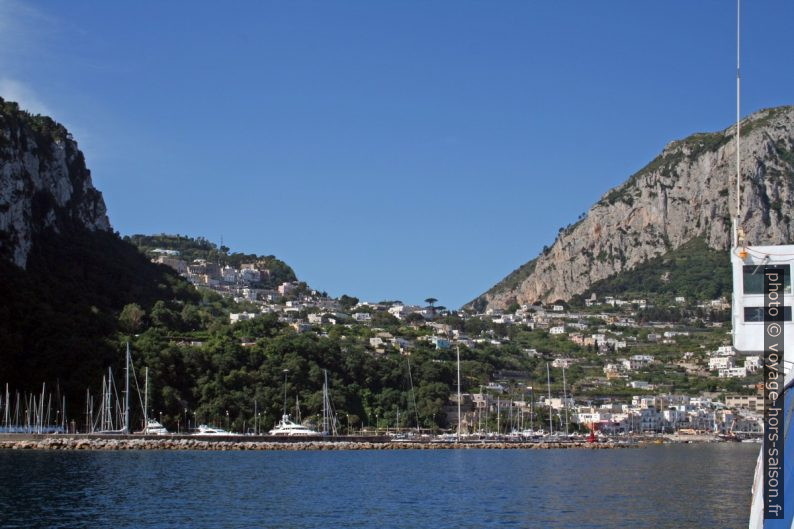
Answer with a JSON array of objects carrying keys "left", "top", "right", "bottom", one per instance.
[{"left": 734, "top": 0, "right": 742, "bottom": 249}]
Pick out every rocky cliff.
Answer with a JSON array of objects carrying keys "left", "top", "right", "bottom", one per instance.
[
  {"left": 0, "top": 98, "right": 193, "bottom": 399},
  {"left": 472, "top": 105, "right": 794, "bottom": 310},
  {"left": 0, "top": 97, "right": 110, "bottom": 268}
]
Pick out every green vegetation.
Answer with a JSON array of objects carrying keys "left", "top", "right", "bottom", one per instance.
[
  {"left": 125, "top": 233, "right": 297, "bottom": 287},
  {"left": 741, "top": 106, "right": 790, "bottom": 137},
  {"left": 0, "top": 217, "right": 539, "bottom": 430},
  {"left": 0, "top": 224, "right": 198, "bottom": 405},
  {"left": 580, "top": 238, "right": 731, "bottom": 302},
  {"left": 4, "top": 95, "right": 779, "bottom": 437},
  {"left": 0, "top": 97, "right": 72, "bottom": 148},
  {"left": 122, "top": 311, "right": 541, "bottom": 432}
]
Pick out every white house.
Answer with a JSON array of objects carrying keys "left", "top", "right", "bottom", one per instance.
[
  {"left": 278, "top": 282, "right": 296, "bottom": 296},
  {"left": 388, "top": 305, "right": 408, "bottom": 319},
  {"left": 744, "top": 355, "right": 762, "bottom": 373},
  {"left": 719, "top": 366, "right": 747, "bottom": 378},
  {"left": 713, "top": 345, "right": 736, "bottom": 357},
  {"left": 592, "top": 333, "right": 607, "bottom": 343},
  {"left": 240, "top": 268, "right": 261, "bottom": 283},
  {"left": 230, "top": 312, "right": 257, "bottom": 324},
  {"left": 709, "top": 356, "right": 735, "bottom": 371},
  {"left": 552, "top": 357, "right": 575, "bottom": 368}
]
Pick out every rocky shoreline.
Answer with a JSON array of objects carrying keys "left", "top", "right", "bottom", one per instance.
[{"left": 0, "top": 437, "right": 638, "bottom": 451}]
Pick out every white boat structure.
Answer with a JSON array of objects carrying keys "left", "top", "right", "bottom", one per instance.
[
  {"left": 268, "top": 368, "right": 338, "bottom": 436},
  {"left": 268, "top": 414, "right": 319, "bottom": 436},
  {"left": 732, "top": 4, "right": 792, "bottom": 527},
  {"left": 195, "top": 424, "right": 238, "bottom": 436},
  {"left": 140, "top": 418, "right": 169, "bottom": 436},
  {"left": 268, "top": 368, "right": 320, "bottom": 436}
]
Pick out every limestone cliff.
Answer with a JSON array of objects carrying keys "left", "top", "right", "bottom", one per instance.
[
  {"left": 472, "top": 105, "right": 794, "bottom": 310},
  {"left": 0, "top": 98, "right": 110, "bottom": 268}
]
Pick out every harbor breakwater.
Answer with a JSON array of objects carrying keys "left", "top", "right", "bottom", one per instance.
[{"left": 0, "top": 436, "right": 636, "bottom": 451}]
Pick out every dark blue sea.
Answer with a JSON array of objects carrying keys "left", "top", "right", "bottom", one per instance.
[{"left": 0, "top": 444, "right": 758, "bottom": 529}]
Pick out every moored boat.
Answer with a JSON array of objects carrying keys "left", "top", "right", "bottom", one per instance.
[
  {"left": 195, "top": 424, "right": 238, "bottom": 436},
  {"left": 268, "top": 414, "right": 319, "bottom": 436},
  {"left": 139, "top": 419, "right": 169, "bottom": 435}
]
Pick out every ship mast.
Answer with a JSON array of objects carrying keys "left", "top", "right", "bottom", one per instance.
[{"left": 733, "top": 0, "right": 742, "bottom": 249}]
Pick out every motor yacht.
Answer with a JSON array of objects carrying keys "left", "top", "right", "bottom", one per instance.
[{"left": 268, "top": 414, "right": 319, "bottom": 436}]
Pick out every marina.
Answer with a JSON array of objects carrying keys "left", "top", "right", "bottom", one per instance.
[{"left": 0, "top": 2, "right": 792, "bottom": 528}]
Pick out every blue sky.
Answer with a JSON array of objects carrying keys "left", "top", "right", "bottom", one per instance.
[{"left": 1, "top": 1, "right": 792, "bottom": 308}]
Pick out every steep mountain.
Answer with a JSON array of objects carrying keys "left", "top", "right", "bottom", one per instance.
[
  {"left": 0, "top": 98, "right": 196, "bottom": 396},
  {"left": 0, "top": 98, "right": 110, "bottom": 267},
  {"left": 471, "top": 105, "right": 794, "bottom": 310}
]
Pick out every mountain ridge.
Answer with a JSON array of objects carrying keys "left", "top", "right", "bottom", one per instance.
[{"left": 470, "top": 105, "right": 794, "bottom": 310}]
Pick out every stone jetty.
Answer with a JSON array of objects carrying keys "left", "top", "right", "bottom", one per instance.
[{"left": 0, "top": 436, "right": 636, "bottom": 451}]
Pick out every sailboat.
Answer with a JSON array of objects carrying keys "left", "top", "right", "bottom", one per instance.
[
  {"left": 93, "top": 343, "right": 133, "bottom": 434},
  {"left": 320, "top": 369, "right": 338, "bottom": 436},
  {"left": 136, "top": 366, "right": 170, "bottom": 435}
]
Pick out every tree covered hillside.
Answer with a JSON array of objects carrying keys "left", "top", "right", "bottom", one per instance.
[
  {"left": 0, "top": 224, "right": 198, "bottom": 401},
  {"left": 574, "top": 238, "right": 732, "bottom": 304},
  {"left": 126, "top": 233, "right": 296, "bottom": 287}
]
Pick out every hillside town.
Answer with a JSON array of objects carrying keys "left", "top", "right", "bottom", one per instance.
[{"left": 151, "top": 249, "right": 765, "bottom": 439}]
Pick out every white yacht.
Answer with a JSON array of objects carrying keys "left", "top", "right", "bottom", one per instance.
[
  {"left": 140, "top": 419, "right": 169, "bottom": 435},
  {"left": 195, "top": 424, "right": 238, "bottom": 436},
  {"left": 268, "top": 414, "right": 319, "bottom": 436}
]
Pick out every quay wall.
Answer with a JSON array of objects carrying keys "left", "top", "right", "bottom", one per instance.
[{"left": 0, "top": 436, "right": 638, "bottom": 451}]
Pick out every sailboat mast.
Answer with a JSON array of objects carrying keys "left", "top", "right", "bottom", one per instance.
[
  {"left": 530, "top": 388, "right": 534, "bottom": 432},
  {"left": 107, "top": 367, "right": 113, "bottom": 431},
  {"left": 4, "top": 383, "right": 8, "bottom": 430},
  {"left": 407, "top": 356, "right": 420, "bottom": 432},
  {"left": 456, "top": 345, "right": 462, "bottom": 441},
  {"left": 85, "top": 389, "right": 89, "bottom": 433},
  {"left": 282, "top": 369, "right": 289, "bottom": 418},
  {"left": 546, "top": 362, "right": 553, "bottom": 435},
  {"left": 38, "top": 383, "right": 45, "bottom": 434},
  {"left": 323, "top": 369, "right": 328, "bottom": 435},
  {"left": 100, "top": 375, "right": 106, "bottom": 431},
  {"left": 496, "top": 396, "right": 500, "bottom": 434},
  {"left": 562, "top": 366, "right": 569, "bottom": 435},
  {"left": 144, "top": 367, "right": 149, "bottom": 430},
  {"left": 124, "top": 342, "right": 130, "bottom": 434}
]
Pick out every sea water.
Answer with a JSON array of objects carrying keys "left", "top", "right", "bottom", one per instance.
[{"left": 0, "top": 443, "right": 758, "bottom": 529}]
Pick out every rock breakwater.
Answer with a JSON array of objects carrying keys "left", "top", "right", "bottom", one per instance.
[{"left": 0, "top": 437, "right": 635, "bottom": 451}]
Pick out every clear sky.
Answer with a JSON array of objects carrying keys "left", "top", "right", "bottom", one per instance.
[{"left": 1, "top": 1, "right": 792, "bottom": 308}]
